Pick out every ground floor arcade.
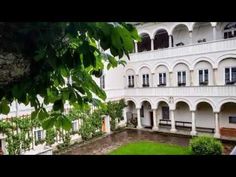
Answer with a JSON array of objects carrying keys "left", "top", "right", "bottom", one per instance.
[{"left": 124, "top": 98, "right": 236, "bottom": 139}]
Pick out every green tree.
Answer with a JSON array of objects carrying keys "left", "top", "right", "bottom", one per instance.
[{"left": 0, "top": 22, "right": 140, "bottom": 130}]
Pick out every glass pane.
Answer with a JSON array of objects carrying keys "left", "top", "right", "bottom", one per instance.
[
  {"left": 205, "top": 70, "right": 208, "bottom": 82},
  {"left": 225, "top": 68, "right": 230, "bottom": 82},
  {"left": 143, "top": 75, "right": 145, "bottom": 85},
  {"left": 232, "top": 67, "right": 236, "bottom": 81},
  {"left": 178, "top": 72, "right": 181, "bottom": 83},
  {"left": 159, "top": 73, "right": 162, "bottom": 84},
  {"left": 163, "top": 73, "right": 166, "bottom": 84},
  {"left": 199, "top": 70, "right": 203, "bottom": 83},
  {"left": 182, "top": 71, "right": 186, "bottom": 83}
]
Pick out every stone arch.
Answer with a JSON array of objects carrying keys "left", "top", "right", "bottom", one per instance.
[
  {"left": 137, "top": 63, "right": 152, "bottom": 73},
  {"left": 194, "top": 98, "right": 216, "bottom": 112},
  {"left": 171, "top": 59, "right": 191, "bottom": 72},
  {"left": 216, "top": 54, "right": 236, "bottom": 68},
  {"left": 139, "top": 30, "right": 152, "bottom": 39},
  {"left": 192, "top": 57, "right": 215, "bottom": 69},
  {"left": 125, "top": 98, "right": 138, "bottom": 108},
  {"left": 217, "top": 98, "right": 236, "bottom": 112},
  {"left": 174, "top": 98, "right": 193, "bottom": 111},
  {"left": 152, "top": 62, "right": 171, "bottom": 73},
  {"left": 125, "top": 67, "right": 136, "bottom": 75},
  {"left": 151, "top": 27, "right": 170, "bottom": 39},
  {"left": 155, "top": 97, "right": 170, "bottom": 108},
  {"left": 139, "top": 98, "right": 154, "bottom": 109},
  {"left": 170, "top": 23, "right": 191, "bottom": 35},
  {"left": 190, "top": 22, "right": 215, "bottom": 31}
]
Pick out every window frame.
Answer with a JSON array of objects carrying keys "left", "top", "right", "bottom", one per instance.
[
  {"left": 177, "top": 71, "right": 186, "bottom": 86},
  {"left": 158, "top": 73, "right": 166, "bottom": 86},
  {"left": 199, "top": 69, "right": 209, "bottom": 85},
  {"left": 225, "top": 67, "right": 236, "bottom": 85}
]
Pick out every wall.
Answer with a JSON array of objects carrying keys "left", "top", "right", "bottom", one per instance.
[
  {"left": 193, "top": 61, "right": 213, "bottom": 86},
  {"left": 155, "top": 65, "right": 170, "bottom": 86},
  {"left": 219, "top": 103, "right": 236, "bottom": 129},
  {"left": 141, "top": 101, "right": 151, "bottom": 127},
  {"left": 174, "top": 102, "right": 191, "bottom": 122},
  {"left": 217, "top": 58, "right": 236, "bottom": 85},
  {"left": 172, "top": 25, "right": 190, "bottom": 46},
  {"left": 192, "top": 23, "right": 213, "bottom": 43},
  {"left": 172, "top": 63, "right": 190, "bottom": 86},
  {"left": 195, "top": 102, "right": 215, "bottom": 128}
]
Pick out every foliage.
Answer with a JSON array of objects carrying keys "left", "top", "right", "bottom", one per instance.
[
  {"left": 78, "top": 109, "right": 103, "bottom": 140},
  {"left": 45, "top": 128, "right": 57, "bottom": 146},
  {"left": 35, "top": 139, "right": 45, "bottom": 146},
  {"left": 0, "top": 22, "right": 140, "bottom": 130},
  {"left": 5, "top": 133, "right": 22, "bottom": 155},
  {"left": 190, "top": 135, "right": 223, "bottom": 155},
  {"left": 103, "top": 99, "right": 126, "bottom": 130}
]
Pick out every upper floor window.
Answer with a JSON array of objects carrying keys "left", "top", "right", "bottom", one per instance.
[
  {"left": 177, "top": 71, "right": 186, "bottom": 86},
  {"left": 138, "top": 34, "right": 151, "bottom": 52},
  {"left": 142, "top": 74, "right": 149, "bottom": 87},
  {"left": 154, "top": 30, "right": 169, "bottom": 50},
  {"left": 225, "top": 67, "right": 236, "bottom": 85},
  {"left": 128, "top": 75, "right": 134, "bottom": 88},
  {"left": 224, "top": 22, "right": 236, "bottom": 39},
  {"left": 158, "top": 73, "right": 166, "bottom": 86},
  {"left": 100, "top": 75, "right": 105, "bottom": 89},
  {"left": 199, "top": 69, "right": 208, "bottom": 85}
]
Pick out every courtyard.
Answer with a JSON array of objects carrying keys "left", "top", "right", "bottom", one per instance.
[{"left": 58, "top": 128, "right": 236, "bottom": 155}]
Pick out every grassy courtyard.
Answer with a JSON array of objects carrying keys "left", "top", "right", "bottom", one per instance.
[{"left": 109, "top": 141, "right": 191, "bottom": 155}]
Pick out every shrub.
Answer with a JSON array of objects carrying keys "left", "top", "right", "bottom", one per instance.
[
  {"left": 190, "top": 135, "right": 223, "bottom": 155},
  {"left": 78, "top": 110, "right": 103, "bottom": 141}
]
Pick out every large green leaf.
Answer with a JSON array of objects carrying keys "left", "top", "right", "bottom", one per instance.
[
  {"left": 0, "top": 100, "right": 10, "bottom": 114},
  {"left": 53, "top": 99, "right": 64, "bottom": 112}
]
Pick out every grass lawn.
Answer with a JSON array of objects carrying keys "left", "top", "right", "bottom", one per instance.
[{"left": 109, "top": 141, "right": 191, "bottom": 155}]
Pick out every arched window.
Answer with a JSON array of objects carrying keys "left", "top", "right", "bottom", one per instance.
[
  {"left": 137, "top": 33, "right": 151, "bottom": 52},
  {"left": 154, "top": 29, "right": 169, "bottom": 50},
  {"left": 224, "top": 22, "right": 236, "bottom": 39}
]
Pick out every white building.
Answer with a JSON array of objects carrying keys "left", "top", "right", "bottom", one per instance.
[
  {"left": 95, "top": 22, "right": 236, "bottom": 139},
  {"left": 1, "top": 22, "right": 236, "bottom": 154}
]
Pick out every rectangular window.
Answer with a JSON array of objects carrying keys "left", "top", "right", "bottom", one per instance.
[
  {"left": 128, "top": 75, "right": 134, "bottom": 87},
  {"left": 142, "top": 74, "right": 149, "bottom": 87},
  {"left": 72, "top": 120, "right": 78, "bottom": 131},
  {"left": 158, "top": 73, "right": 166, "bottom": 86},
  {"left": 199, "top": 69, "right": 209, "bottom": 85},
  {"left": 225, "top": 67, "right": 236, "bottom": 84},
  {"left": 177, "top": 71, "right": 186, "bottom": 86},
  {"left": 34, "top": 130, "right": 44, "bottom": 141},
  {"left": 162, "top": 107, "right": 169, "bottom": 120},
  {"left": 229, "top": 116, "right": 236, "bottom": 123},
  {"left": 232, "top": 67, "right": 236, "bottom": 82},
  {"left": 100, "top": 75, "right": 105, "bottom": 89}
]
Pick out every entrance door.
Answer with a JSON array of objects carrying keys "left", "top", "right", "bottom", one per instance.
[{"left": 150, "top": 111, "right": 154, "bottom": 127}]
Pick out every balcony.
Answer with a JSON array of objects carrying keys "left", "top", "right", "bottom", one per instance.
[
  {"left": 124, "top": 85, "right": 236, "bottom": 97},
  {"left": 129, "top": 38, "right": 236, "bottom": 62}
]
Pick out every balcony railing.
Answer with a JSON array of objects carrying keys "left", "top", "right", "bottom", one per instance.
[
  {"left": 124, "top": 85, "right": 236, "bottom": 97},
  {"left": 129, "top": 38, "right": 236, "bottom": 62}
]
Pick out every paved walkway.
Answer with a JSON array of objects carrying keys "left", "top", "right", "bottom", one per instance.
[{"left": 59, "top": 128, "right": 236, "bottom": 155}]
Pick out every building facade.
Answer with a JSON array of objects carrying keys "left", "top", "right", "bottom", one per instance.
[{"left": 96, "top": 22, "right": 236, "bottom": 139}]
